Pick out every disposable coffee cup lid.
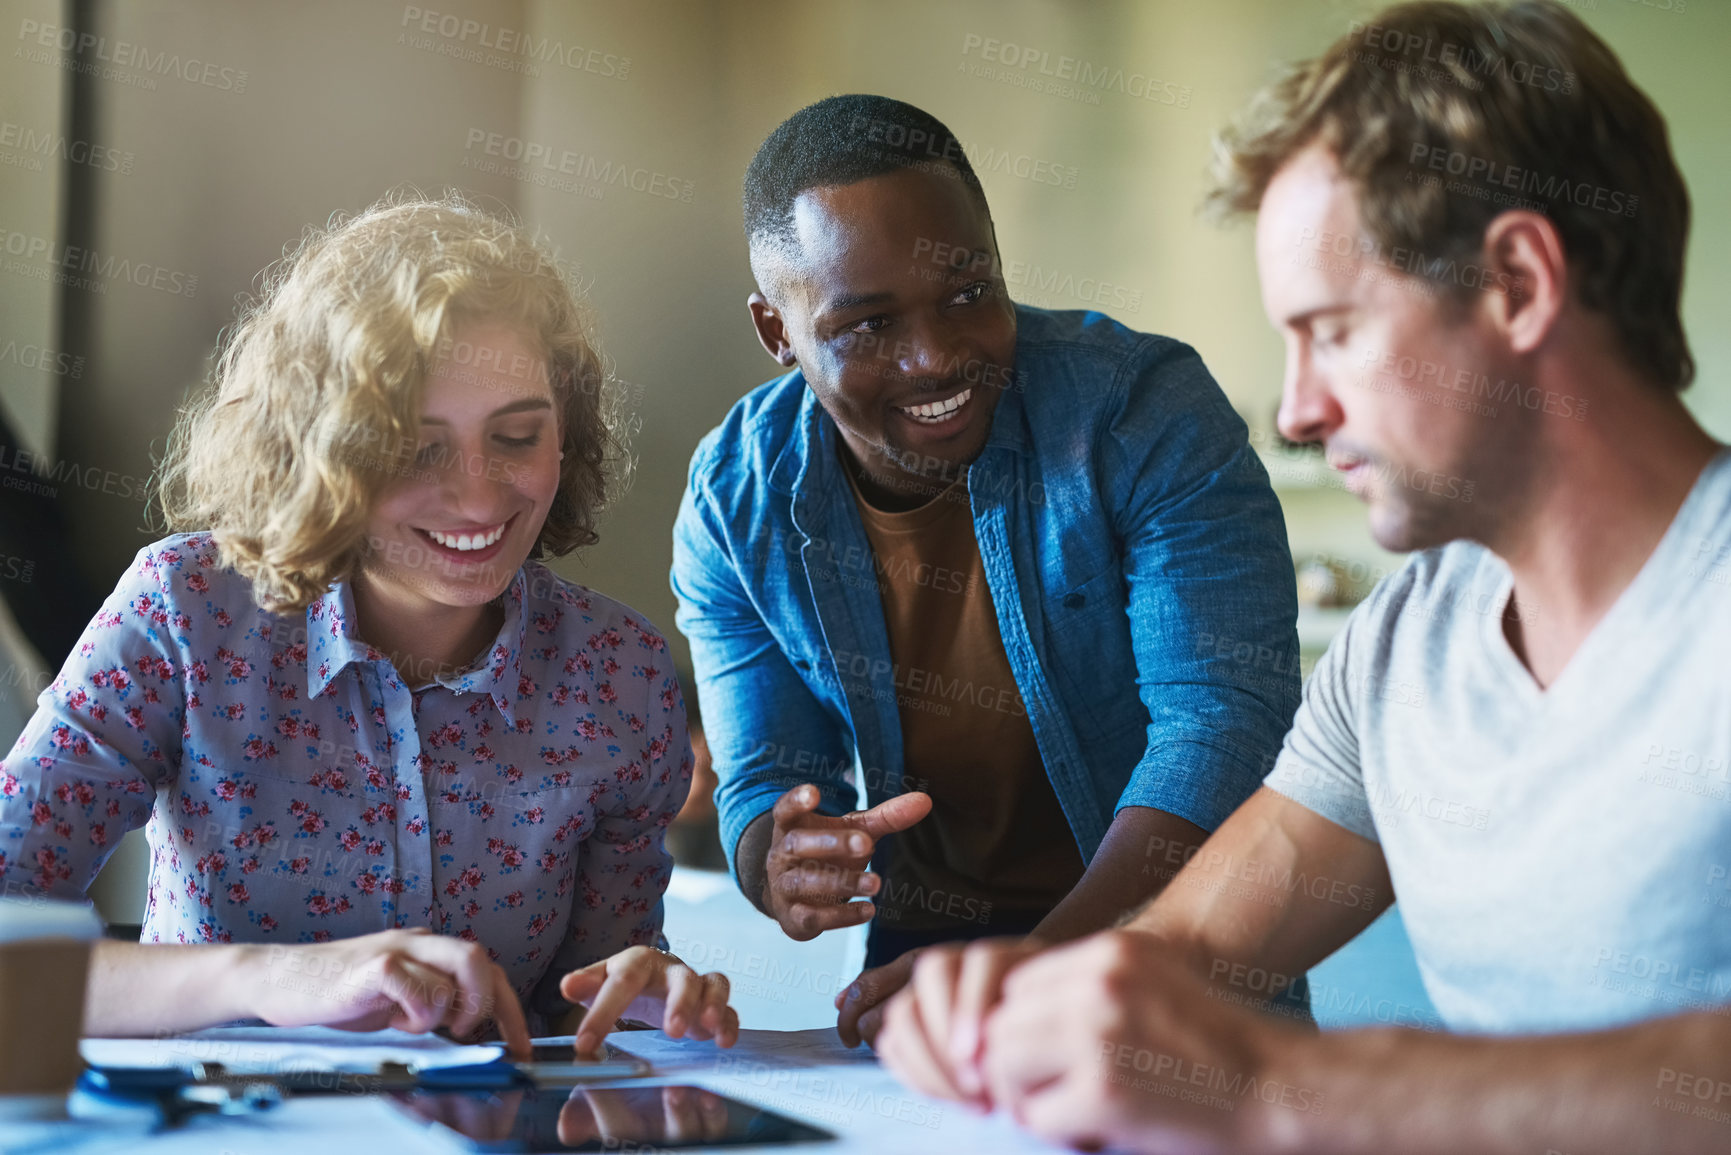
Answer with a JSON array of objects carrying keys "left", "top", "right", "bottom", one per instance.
[{"left": 0, "top": 895, "right": 102, "bottom": 945}]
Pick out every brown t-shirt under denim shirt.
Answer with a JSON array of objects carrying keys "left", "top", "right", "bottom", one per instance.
[{"left": 847, "top": 466, "right": 1085, "bottom": 934}]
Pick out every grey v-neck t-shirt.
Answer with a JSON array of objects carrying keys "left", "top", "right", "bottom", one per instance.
[{"left": 1268, "top": 448, "right": 1731, "bottom": 1034}]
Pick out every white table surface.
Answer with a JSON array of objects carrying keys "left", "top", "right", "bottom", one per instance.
[
  {"left": 7, "top": 868, "right": 1434, "bottom": 1153},
  {"left": 9, "top": 1027, "right": 1066, "bottom": 1155}
]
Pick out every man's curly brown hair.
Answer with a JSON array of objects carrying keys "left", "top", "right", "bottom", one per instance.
[{"left": 1207, "top": 0, "right": 1693, "bottom": 389}]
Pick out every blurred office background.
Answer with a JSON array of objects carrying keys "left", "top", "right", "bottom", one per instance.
[{"left": 2, "top": 0, "right": 1726, "bottom": 1030}]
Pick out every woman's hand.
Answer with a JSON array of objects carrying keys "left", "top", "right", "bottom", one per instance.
[
  {"left": 557, "top": 945, "right": 741, "bottom": 1055},
  {"left": 240, "top": 926, "right": 533, "bottom": 1057}
]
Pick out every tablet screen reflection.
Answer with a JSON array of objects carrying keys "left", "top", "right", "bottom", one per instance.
[{"left": 396, "top": 1083, "right": 832, "bottom": 1150}]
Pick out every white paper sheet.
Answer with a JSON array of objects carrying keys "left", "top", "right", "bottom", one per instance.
[
  {"left": 601, "top": 1026, "right": 875, "bottom": 1069},
  {"left": 80, "top": 1024, "right": 503, "bottom": 1074}
]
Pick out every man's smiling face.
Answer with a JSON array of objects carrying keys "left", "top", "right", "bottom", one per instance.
[{"left": 750, "top": 166, "right": 1018, "bottom": 504}]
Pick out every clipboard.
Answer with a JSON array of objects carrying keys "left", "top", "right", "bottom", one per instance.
[{"left": 77, "top": 1038, "right": 656, "bottom": 1131}]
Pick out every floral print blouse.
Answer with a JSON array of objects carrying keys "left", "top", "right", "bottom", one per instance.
[{"left": 0, "top": 533, "right": 691, "bottom": 1027}]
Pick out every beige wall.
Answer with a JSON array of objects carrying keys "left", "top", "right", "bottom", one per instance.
[
  {"left": 518, "top": 0, "right": 1731, "bottom": 646},
  {"left": 0, "top": 0, "right": 68, "bottom": 459},
  {"left": 27, "top": 0, "right": 1731, "bottom": 652},
  {"left": 1, "top": 0, "right": 1726, "bottom": 919},
  {"left": 51, "top": 0, "right": 530, "bottom": 595}
]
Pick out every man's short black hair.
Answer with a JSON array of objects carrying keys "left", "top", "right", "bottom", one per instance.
[{"left": 742, "top": 94, "right": 988, "bottom": 262}]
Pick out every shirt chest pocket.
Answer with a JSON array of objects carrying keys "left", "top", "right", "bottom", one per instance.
[
  {"left": 1048, "top": 567, "right": 1125, "bottom": 626},
  {"left": 1043, "top": 567, "right": 1143, "bottom": 738}
]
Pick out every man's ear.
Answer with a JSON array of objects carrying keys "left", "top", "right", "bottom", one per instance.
[
  {"left": 747, "top": 292, "right": 798, "bottom": 367},
  {"left": 1480, "top": 211, "right": 1568, "bottom": 357}
]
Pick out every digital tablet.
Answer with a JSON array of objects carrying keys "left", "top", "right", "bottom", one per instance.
[{"left": 394, "top": 1083, "right": 834, "bottom": 1151}]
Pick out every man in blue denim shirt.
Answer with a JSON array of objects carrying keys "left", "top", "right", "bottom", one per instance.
[{"left": 671, "top": 95, "right": 1299, "bottom": 1045}]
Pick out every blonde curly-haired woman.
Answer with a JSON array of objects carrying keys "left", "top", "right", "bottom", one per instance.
[{"left": 0, "top": 195, "right": 736, "bottom": 1057}]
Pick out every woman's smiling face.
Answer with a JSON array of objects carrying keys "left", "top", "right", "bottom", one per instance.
[{"left": 359, "top": 316, "right": 564, "bottom": 612}]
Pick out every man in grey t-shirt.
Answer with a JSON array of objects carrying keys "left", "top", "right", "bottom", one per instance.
[
  {"left": 875, "top": 4, "right": 1731, "bottom": 1154},
  {"left": 1270, "top": 473, "right": 1731, "bottom": 1034}
]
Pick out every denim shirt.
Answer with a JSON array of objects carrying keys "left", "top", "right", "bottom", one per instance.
[{"left": 672, "top": 305, "right": 1300, "bottom": 882}]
